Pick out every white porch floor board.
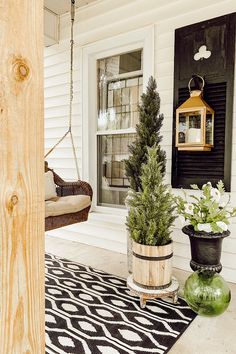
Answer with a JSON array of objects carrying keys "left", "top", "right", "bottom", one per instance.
[{"left": 46, "top": 211, "right": 127, "bottom": 254}]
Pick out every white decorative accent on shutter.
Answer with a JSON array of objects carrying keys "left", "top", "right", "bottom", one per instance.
[{"left": 194, "top": 45, "right": 211, "bottom": 61}]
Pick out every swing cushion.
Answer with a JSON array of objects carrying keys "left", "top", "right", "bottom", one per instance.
[
  {"left": 45, "top": 195, "right": 91, "bottom": 218},
  {"left": 45, "top": 171, "right": 57, "bottom": 200}
]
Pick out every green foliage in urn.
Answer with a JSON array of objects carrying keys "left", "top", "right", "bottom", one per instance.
[
  {"left": 176, "top": 181, "right": 236, "bottom": 233},
  {"left": 126, "top": 146, "right": 177, "bottom": 246},
  {"left": 125, "top": 76, "right": 166, "bottom": 192}
]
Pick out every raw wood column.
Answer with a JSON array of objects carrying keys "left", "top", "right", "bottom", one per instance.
[{"left": 0, "top": 1, "right": 45, "bottom": 353}]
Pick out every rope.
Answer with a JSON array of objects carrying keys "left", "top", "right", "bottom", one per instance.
[{"left": 45, "top": 0, "right": 80, "bottom": 181}]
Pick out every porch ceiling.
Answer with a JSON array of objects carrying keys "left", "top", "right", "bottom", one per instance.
[{"left": 44, "top": 0, "right": 98, "bottom": 15}]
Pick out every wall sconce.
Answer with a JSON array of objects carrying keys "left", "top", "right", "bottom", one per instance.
[{"left": 176, "top": 75, "right": 214, "bottom": 151}]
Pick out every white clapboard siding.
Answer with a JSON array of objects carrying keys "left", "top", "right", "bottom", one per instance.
[
  {"left": 45, "top": 116, "right": 81, "bottom": 129},
  {"left": 45, "top": 97, "right": 80, "bottom": 110},
  {"left": 45, "top": 126, "right": 81, "bottom": 139},
  {"left": 44, "top": 39, "right": 82, "bottom": 180},
  {"left": 49, "top": 168, "right": 81, "bottom": 181},
  {"left": 45, "top": 0, "right": 236, "bottom": 282},
  {"left": 44, "top": 70, "right": 80, "bottom": 88},
  {"left": 45, "top": 84, "right": 79, "bottom": 98},
  {"left": 44, "top": 61, "right": 79, "bottom": 78},
  {"left": 44, "top": 49, "right": 71, "bottom": 66},
  {"left": 45, "top": 137, "right": 82, "bottom": 149},
  {"left": 44, "top": 147, "right": 82, "bottom": 159},
  {"left": 45, "top": 157, "right": 82, "bottom": 168},
  {"left": 45, "top": 104, "right": 80, "bottom": 119}
]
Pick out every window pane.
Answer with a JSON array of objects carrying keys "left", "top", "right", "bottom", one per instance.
[
  {"left": 188, "top": 113, "right": 201, "bottom": 143},
  {"left": 97, "top": 50, "right": 143, "bottom": 207},
  {"left": 119, "top": 50, "right": 142, "bottom": 74},
  {"left": 97, "top": 51, "right": 143, "bottom": 131},
  {"left": 98, "top": 134, "right": 136, "bottom": 207},
  {"left": 206, "top": 114, "right": 213, "bottom": 145},
  {"left": 98, "top": 77, "right": 142, "bottom": 131},
  {"left": 178, "top": 114, "right": 187, "bottom": 143}
]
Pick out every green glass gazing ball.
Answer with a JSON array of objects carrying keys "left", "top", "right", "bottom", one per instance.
[{"left": 184, "top": 270, "right": 231, "bottom": 316}]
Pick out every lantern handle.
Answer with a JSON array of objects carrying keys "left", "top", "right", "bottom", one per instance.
[{"left": 188, "top": 74, "right": 205, "bottom": 93}]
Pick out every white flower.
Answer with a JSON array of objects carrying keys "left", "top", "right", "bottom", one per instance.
[
  {"left": 210, "top": 188, "right": 221, "bottom": 202},
  {"left": 203, "top": 182, "right": 212, "bottom": 188},
  {"left": 184, "top": 203, "right": 194, "bottom": 215},
  {"left": 219, "top": 201, "right": 227, "bottom": 208},
  {"left": 197, "top": 223, "right": 213, "bottom": 233},
  {"left": 216, "top": 221, "right": 228, "bottom": 232}
]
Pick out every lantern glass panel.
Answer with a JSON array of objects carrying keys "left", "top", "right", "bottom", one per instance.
[
  {"left": 205, "top": 113, "right": 213, "bottom": 145},
  {"left": 188, "top": 112, "right": 202, "bottom": 143},
  {"left": 178, "top": 114, "right": 187, "bottom": 143}
]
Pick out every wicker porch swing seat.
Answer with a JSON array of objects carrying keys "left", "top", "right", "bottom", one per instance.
[{"left": 45, "top": 162, "right": 93, "bottom": 231}]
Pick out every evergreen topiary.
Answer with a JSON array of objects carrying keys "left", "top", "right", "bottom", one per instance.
[
  {"left": 125, "top": 76, "right": 166, "bottom": 192},
  {"left": 126, "top": 146, "right": 177, "bottom": 246}
]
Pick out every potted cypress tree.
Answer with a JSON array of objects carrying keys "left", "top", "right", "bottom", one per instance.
[
  {"left": 125, "top": 76, "right": 166, "bottom": 273},
  {"left": 125, "top": 76, "right": 166, "bottom": 192},
  {"left": 126, "top": 146, "right": 177, "bottom": 289}
]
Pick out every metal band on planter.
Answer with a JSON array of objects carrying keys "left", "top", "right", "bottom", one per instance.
[
  {"left": 133, "top": 279, "right": 172, "bottom": 290},
  {"left": 132, "top": 242, "right": 173, "bottom": 290},
  {"left": 132, "top": 252, "right": 173, "bottom": 261}
]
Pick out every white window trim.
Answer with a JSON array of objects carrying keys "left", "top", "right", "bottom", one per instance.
[{"left": 82, "top": 25, "right": 154, "bottom": 211}]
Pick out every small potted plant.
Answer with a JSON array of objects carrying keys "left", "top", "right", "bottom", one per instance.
[
  {"left": 176, "top": 181, "right": 236, "bottom": 273},
  {"left": 126, "top": 146, "right": 177, "bottom": 289}
]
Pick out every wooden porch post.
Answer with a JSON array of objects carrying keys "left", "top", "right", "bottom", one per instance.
[{"left": 0, "top": 1, "right": 45, "bottom": 353}]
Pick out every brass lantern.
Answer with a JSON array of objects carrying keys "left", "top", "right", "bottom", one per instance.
[{"left": 176, "top": 75, "right": 214, "bottom": 151}]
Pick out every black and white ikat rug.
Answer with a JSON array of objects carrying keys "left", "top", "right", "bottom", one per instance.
[{"left": 45, "top": 253, "right": 196, "bottom": 354}]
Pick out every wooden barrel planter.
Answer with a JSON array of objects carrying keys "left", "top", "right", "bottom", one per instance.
[{"left": 132, "top": 241, "right": 173, "bottom": 289}]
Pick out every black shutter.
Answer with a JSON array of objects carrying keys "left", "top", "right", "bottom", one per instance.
[{"left": 172, "top": 13, "right": 236, "bottom": 191}]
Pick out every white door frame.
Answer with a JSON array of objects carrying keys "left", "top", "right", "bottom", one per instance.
[{"left": 82, "top": 25, "right": 154, "bottom": 212}]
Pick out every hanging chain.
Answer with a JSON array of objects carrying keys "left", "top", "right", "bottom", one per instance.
[
  {"left": 45, "top": 0, "right": 80, "bottom": 181},
  {"left": 69, "top": 0, "right": 80, "bottom": 180}
]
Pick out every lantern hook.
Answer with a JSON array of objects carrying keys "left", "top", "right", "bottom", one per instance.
[{"left": 188, "top": 74, "right": 205, "bottom": 94}]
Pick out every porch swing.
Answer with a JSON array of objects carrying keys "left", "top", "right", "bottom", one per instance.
[{"left": 45, "top": 0, "right": 93, "bottom": 231}]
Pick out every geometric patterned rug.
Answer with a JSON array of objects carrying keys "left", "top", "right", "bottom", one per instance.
[{"left": 45, "top": 253, "right": 196, "bottom": 354}]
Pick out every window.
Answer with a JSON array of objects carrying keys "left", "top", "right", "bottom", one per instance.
[{"left": 97, "top": 50, "right": 143, "bottom": 207}]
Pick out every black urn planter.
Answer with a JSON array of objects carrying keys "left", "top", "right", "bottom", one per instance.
[{"left": 182, "top": 225, "right": 230, "bottom": 273}]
